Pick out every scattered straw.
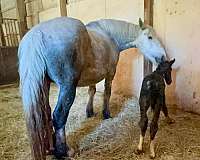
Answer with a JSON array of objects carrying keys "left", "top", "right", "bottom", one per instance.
[{"left": 0, "top": 84, "right": 200, "bottom": 160}]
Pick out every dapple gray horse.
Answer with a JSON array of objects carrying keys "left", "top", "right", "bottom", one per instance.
[{"left": 18, "top": 17, "right": 167, "bottom": 160}]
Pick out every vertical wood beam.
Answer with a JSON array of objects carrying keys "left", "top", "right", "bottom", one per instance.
[
  {"left": 0, "top": 1, "right": 6, "bottom": 46},
  {"left": 16, "top": 0, "right": 28, "bottom": 38},
  {"left": 58, "top": 0, "right": 67, "bottom": 17},
  {"left": 33, "top": 0, "right": 40, "bottom": 25},
  {"left": 143, "top": 0, "right": 154, "bottom": 76}
]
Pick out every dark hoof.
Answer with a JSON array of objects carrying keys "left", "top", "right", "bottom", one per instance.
[
  {"left": 53, "top": 142, "right": 68, "bottom": 159},
  {"left": 134, "top": 149, "right": 144, "bottom": 155},
  {"left": 103, "top": 112, "right": 112, "bottom": 119},
  {"left": 53, "top": 148, "right": 67, "bottom": 159}
]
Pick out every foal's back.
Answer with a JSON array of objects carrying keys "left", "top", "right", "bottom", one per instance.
[{"left": 140, "top": 72, "right": 165, "bottom": 98}]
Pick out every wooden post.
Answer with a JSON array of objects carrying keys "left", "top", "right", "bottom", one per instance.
[
  {"left": 143, "top": 0, "right": 154, "bottom": 76},
  {"left": 0, "top": 1, "right": 6, "bottom": 46},
  {"left": 58, "top": 0, "right": 67, "bottom": 16},
  {"left": 16, "top": 0, "right": 28, "bottom": 38}
]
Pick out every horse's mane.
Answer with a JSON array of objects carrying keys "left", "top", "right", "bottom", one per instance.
[{"left": 86, "top": 19, "right": 141, "bottom": 49}]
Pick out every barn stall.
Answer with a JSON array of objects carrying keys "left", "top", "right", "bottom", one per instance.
[{"left": 0, "top": 0, "right": 200, "bottom": 160}]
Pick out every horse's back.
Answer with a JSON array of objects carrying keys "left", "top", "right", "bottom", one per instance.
[
  {"left": 19, "top": 17, "right": 91, "bottom": 84},
  {"left": 20, "top": 17, "right": 87, "bottom": 53}
]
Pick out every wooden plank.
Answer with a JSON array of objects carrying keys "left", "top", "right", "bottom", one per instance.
[
  {"left": 58, "top": 0, "right": 67, "bottom": 16},
  {"left": 0, "top": 2, "right": 6, "bottom": 46},
  {"left": 143, "top": 0, "right": 153, "bottom": 76},
  {"left": 16, "top": 0, "right": 28, "bottom": 38}
]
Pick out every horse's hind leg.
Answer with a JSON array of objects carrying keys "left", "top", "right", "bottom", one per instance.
[
  {"left": 149, "top": 99, "right": 161, "bottom": 159},
  {"left": 86, "top": 85, "right": 96, "bottom": 118},
  {"left": 136, "top": 96, "right": 150, "bottom": 154},
  {"left": 52, "top": 82, "right": 77, "bottom": 158},
  {"left": 102, "top": 78, "right": 112, "bottom": 119},
  {"left": 43, "top": 79, "right": 54, "bottom": 155}
]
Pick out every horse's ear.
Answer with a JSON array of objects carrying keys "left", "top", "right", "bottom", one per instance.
[
  {"left": 170, "top": 58, "right": 175, "bottom": 65},
  {"left": 139, "top": 18, "right": 144, "bottom": 29}
]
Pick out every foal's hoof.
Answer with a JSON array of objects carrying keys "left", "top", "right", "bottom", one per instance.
[
  {"left": 149, "top": 153, "right": 156, "bottom": 159},
  {"left": 134, "top": 148, "right": 144, "bottom": 155}
]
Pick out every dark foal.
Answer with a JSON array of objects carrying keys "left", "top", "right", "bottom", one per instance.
[{"left": 136, "top": 58, "right": 175, "bottom": 158}]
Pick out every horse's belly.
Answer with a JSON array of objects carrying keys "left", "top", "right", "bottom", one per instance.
[{"left": 77, "top": 68, "right": 106, "bottom": 87}]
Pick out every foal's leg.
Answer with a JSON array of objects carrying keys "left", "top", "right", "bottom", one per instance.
[
  {"left": 162, "top": 96, "right": 175, "bottom": 124},
  {"left": 149, "top": 100, "right": 161, "bottom": 159},
  {"left": 86, "top": 85, "right": 96, "bottom": 118},
  {"left": 53, "top": 83, "right": 76, "bottom": 158},
  {"left": 136, "top": 96, "right": 150, "bottom": 154},
  {"left": 103, "top": 78, "right": 112, "bottom": 119}
]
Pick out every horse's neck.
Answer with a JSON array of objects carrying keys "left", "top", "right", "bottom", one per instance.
[{"left": 87, "top": 19, "right": 140, "bottom": 52}]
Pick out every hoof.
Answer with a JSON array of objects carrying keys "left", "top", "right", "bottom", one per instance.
[
  {"left": 134, "top": 148, "right": 144, "bottom": 155},
  {"left": 103, "top": 111, "right": 112, "bottom": 119},
  {"left": 53, "top": 143, "right": 68, "bottom": 159},
  {"left": 103, "top": 114, "right": 112, "bottom": 120},
  {"left": 149, "top": 154, "right": 156, "bottom": 159}
]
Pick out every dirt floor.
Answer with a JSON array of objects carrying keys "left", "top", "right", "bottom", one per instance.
[{"left": 0, "top": 84, "right": 200, "bottom": 160}]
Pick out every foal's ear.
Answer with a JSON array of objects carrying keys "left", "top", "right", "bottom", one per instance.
[
  {"left": 170, "top": 58, "right": 175, "bottom": 65},
  {"left": 139, "top": 18, "right": 144, "bottom": 29}
]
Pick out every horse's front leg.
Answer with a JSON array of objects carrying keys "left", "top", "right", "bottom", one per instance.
[
  {"left": 52, "top": 83, "right": 76, "bottom": 158},
  {"left": 103, "top": 78, "right": 112, "bottom": 119},
  {"left": 86, "top": 85, "right": 96, "bottom": 118}
]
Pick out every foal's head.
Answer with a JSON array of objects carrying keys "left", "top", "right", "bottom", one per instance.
[{"left": 156, "top": 58, "right": 175, "bottom": 85}]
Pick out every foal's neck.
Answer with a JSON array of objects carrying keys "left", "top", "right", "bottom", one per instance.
[{"left": 154, "top": 70, "right": 164, "bottom": 78}]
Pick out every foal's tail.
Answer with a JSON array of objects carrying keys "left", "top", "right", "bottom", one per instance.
[{"left": 18, "top": 32, "right": 50, "bottom": 160}]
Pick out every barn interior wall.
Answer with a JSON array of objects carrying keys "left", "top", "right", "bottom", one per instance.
[{"left": 154, "top": 0, "right": 200, "bottom": 113}]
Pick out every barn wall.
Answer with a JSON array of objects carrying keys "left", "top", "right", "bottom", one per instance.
[
  {"left": 0, "top": 47, "right": 18, "bottom": 85},
  {"left": 1, "top": 0, "right": 16, "bottom": 18},
  {"left": 154, "top": 0, "right": 200, "bottom": 113}
]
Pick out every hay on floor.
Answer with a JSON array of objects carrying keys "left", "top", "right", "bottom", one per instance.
[{"left": 0, "top": 84, "right": 200, "bottom": 160}]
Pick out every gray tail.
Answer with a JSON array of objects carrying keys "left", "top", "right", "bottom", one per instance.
[{"left": 18, "top": 32, "right": 51, "bottom": 160}]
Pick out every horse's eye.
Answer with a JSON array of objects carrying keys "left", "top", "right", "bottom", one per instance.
[{"left": 148, "top": 36, "right": 152, "bottom": 40}]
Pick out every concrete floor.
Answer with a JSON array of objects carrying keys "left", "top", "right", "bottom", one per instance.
[{"left": 0, "top": 84, "right": 200, "bottom": 160}]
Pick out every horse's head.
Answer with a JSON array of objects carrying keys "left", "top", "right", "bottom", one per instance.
[
  {"left": 135, "top": 18, "right": 167, "bottom": 64},
  {"left": 156, "top": 58, "right": 175, "bottom": 85}
]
